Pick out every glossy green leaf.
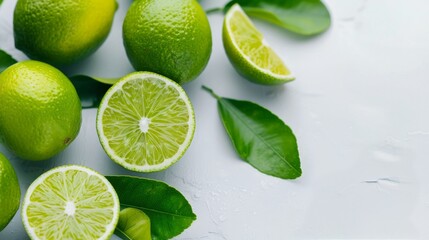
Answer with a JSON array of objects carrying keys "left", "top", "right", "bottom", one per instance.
[
  {"left": 0, "top": 49, "right": 17, "bottom": 73},
  {"left": 0, "top": 0, "right": 3, "bottom": 6},
  {"left": 69, "top": 75, "right": 117, "bottom": 108},
  {"left": 203, "top": 86, "right": 301, "bottom": 179},
  {"left": 106, "top": 176, "right": 196, "bottom": 240},
  {"left": 225, "top": 0, "right": 331, "bottom": 35},
  {"left": 115, "top": 208, "right": 152, "bottom": 240}
]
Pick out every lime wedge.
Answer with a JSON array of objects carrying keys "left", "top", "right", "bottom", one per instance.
[
  {"left": 22, "top": 165, "right": 120, "bottom": 240},
  {"left": 223, "top": 4, "right": 295, "bottom": 85},
  {"left": 96, "top": 72, "right": 196, "bottom": 172}
]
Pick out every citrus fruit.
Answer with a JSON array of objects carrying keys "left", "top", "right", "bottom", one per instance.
[
  {"left": 22, "top": 165, "right": 120, "bottom": 239},
  {"left": 0, "top": 153, "right": 20, "bottom": 231},
  {"left": 96, "top": 72, "right": 195, "bottom": 172},
  {"left": 223, "top": 4, "right": 295, "bottom": 85},
  {"left": 117, "top": 208, "right": 152, "bottom": 240},
  {"left": 0, "top": 60, "right": 81, "bottom": 161},
  {"left": 123, "top": 0, "right": 212, "bottom": 84},
  {"left": 13, "top": 0, "right": 117, "bottom": 66}
]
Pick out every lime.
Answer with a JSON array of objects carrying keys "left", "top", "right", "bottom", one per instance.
[
  {"left": 0, "top": 153, "right": 20, "bottom": 231},
  {"left": 223, "top": 4, "right": 295, "bottom": 85},
  {"left": 96, "top": 72, "right": 195, "bottom": 172},
  {"left": 22, "top": 165, "right": 120, "bottom": 239},
  {"left": 13, "top": 0, "right": 117, "bottom": 66},
  {"left": 0, "top": 60, "right": 81, "bottom": 161},
  {"left": 123, "top": 0, "right": 212, "bottom": 84},
  {"left": 117, "top": 208, "right": 152, "bottom": 240}
]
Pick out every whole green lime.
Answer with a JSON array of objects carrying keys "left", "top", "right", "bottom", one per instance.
[
  {"left": 0, "top": 153, "right": 20, "bottom": 231},
  {"left": 13, "top": 0, "right": 117, "bottom": 66},
  {"left": 123, "top": 0, "right": 212, "bottom": 84},
  {"left": 0, "top": 60, "right": 82, "bottom": 161}
]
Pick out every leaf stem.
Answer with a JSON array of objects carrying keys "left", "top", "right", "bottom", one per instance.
[
  {"left": 205, "top": 7, "right": 224, "bottom": 14},
  {"left": 201, "top": 85, "right": 221, "bottom": 100}
]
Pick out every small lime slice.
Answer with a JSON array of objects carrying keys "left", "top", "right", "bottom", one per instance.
[
  {"left": 223, "top": 4, "right": 295, "bottom": 85},
  {"left": 22, "top": 165, "right": 120, "bottom": 240},
  {"left": 96, "top": 71, "right": 196, "bottom": 172}
]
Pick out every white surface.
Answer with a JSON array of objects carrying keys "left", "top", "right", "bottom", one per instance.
[{"left": 1, "top": 0, "right": 429, "bottom": 239}]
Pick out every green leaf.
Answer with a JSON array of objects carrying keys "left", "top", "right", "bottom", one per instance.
[
  {"left": 115, "top": 208, "right": 152, "bottom": 240},
  {"left": 225, "top": 0, "right": 331, "bottom": 35},
  {"left": 0, "top": 49, "right": 17, "bottom": 73},
  {"left": 203, "top": 86, "right": 301, "bottom": 179},
  {"left": 106, "top": 176, "right": 196, "bottom": 240},
  {"left": 69, "top": 75, "right": 117, "bottom": 109}
]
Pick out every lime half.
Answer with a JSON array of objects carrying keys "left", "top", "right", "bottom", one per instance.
[
  {"left": 22, "top": 165, "right": 119, "bottom": 240},
  {"left": 223, "top": 4, "right": 295, "bottom": 85},
  {"left": 96, "top": 72, "right": 196, "bottom": 172}
]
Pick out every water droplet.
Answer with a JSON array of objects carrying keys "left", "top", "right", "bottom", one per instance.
[{"left": 192, "top": 193, "right": 201, "bottom": 200}]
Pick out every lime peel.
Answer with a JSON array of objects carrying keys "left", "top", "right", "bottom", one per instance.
[{"left": 0, "top": 153, "right": 20, "bottom": 231}]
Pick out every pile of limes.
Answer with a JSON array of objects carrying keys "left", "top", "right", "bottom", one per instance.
[{"left": 0, "top": 0, "right": 294, "bottom": 238}]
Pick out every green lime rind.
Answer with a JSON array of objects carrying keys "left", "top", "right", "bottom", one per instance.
[
  {"left": 22, "top": 165, "right": 120, "bottom": 240},
  {"left": 115, "top": 208, "right": 152, "bottom": 240},
  {"left": 0, "top": 153, "right": 20, "bottom": 231},
  {"left": 96, "top": 72, "right": 196, "bottom": 172},
  {"left": 0, "top": 60, "right": 82, "bottom": 161},
  {"left": 123, "top": 0, "right": 212, "bottom": 84},
  {"left": 13, "top": 0, "right": 117, "bottom": 66}
]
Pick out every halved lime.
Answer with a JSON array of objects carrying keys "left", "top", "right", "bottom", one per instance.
[
  {"left": 96, "top": 72, "right": 196, "bottom": 172},
  {"left": 223, "top": 4, "right": 295, "bottom": 85},
  {"left": 22, "top": 165, "right": 120, "bottom": 240}
]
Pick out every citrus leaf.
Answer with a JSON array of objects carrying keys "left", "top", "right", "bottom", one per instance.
[
  {"left": 225, "top": 0, "right": 331, "bottom": 35},
  {"left": 0, "top": 49, "right": 17, "bottom": 73},
  {"left": 69, "top": 75, "right": 117, "bottom": 109},
  {"left": 106, "top": 176, "right": 196, "bottom": 240},
  {"left": 115, "top": 208, "right": 152, "bottom": 240},
  {"left": 203, "top": 86, "right": 301, "bottom": 179}
]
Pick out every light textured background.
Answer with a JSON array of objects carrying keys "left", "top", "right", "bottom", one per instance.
[{"left": 1, "top": 0, "right": 429, "bottom": 239}]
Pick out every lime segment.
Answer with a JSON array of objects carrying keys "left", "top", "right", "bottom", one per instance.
[
  {"left": 96, "top": 72, "right": 195, "bottom": 172},
  {"left": 22, "top": 165, "right": 119, "bottom": 240},
  {"left": 223, "top": 4, "right": 295, "bottom": 85}
]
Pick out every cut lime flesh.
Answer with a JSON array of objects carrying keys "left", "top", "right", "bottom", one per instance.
[
  {"left": 97, "top": 72, "right": 195, "bottom": 172},
  {"left": 22, "top": 165, "right": 120, "bottom": 240}
]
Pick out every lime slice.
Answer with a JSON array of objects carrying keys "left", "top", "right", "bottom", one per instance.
[
  {"left": 22, "top": 165, "right": 120, "bottom": 240},
  {"left": 96, "top": 72, "right": 196, "bottom": 172},
  {"left": 223, "top": 4, "right": 295, "bottom": 85}
]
